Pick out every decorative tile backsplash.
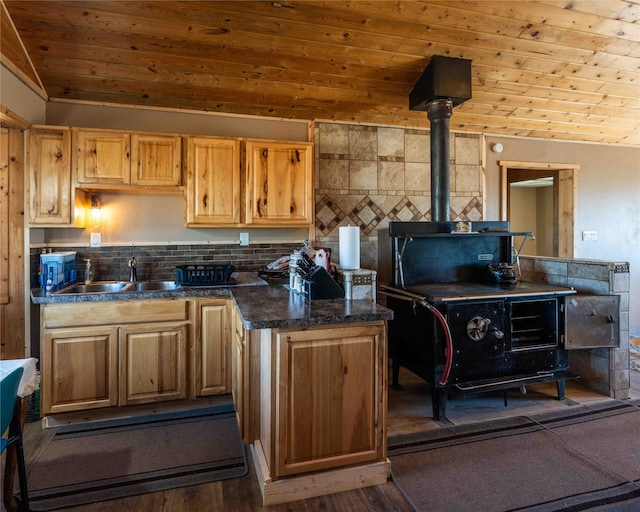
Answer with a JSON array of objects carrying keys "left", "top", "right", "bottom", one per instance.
[
  {"left": 30, "top": 243, "right": 300, "bottom": 288},
  {"left": 314, "top": 122, "right": 484, "bottom": 269}
]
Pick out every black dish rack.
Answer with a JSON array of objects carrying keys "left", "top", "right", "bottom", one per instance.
[{"left": 176, "top": 264, "right": 236, "bottom": 286}]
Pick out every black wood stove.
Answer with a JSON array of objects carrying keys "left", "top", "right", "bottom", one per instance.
[{"left": 379, "top": 221, "right": 578, "bottom": 421}]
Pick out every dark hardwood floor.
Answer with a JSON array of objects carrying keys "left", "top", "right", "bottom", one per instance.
[{"left": 11, "top": 366, "right": 639, "bottom": 512}]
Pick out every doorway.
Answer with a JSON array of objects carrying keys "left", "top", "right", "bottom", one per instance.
[{"left": 499, "top": 161, "right": 579, "bottom": 258}]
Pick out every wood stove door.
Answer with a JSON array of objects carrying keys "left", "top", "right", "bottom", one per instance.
[
  {"left": 445, "top": 300, "right": 506, "bottom": 383},
  {"left": 566, "top": 294, "right": 620, "bottom": 349}
]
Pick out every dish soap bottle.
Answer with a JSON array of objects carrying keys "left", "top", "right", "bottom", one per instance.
[
  {"left": 84, "top": 259, "right": 93, "bottom": 284},
  {"left": 45, "top": 267, "right": 54, "bottom": 292}
]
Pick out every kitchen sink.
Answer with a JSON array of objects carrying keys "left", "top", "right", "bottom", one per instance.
[
  {"left": 54, "top": 281, "right": 130, "bottom": 294},
  {"left": 130, "top": 281, "right": 181, "bottom": 291},
  {"left": 54, "top": 280, "right": 182, "bottom": 294}
]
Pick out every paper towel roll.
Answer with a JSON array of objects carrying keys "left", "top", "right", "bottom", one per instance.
[{"left": 339, "top": 226, "right": 360, "bottom": 270}]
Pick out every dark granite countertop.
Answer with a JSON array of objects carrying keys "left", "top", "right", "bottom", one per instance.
[
  {"left": 230, "top": 283, "right": 393, "bottom": 329},
  {"left": 31, "top": 272, "right": 393, "bottom": 330}
]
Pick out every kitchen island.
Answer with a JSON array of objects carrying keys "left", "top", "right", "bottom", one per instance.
[{"left": 32, "top": 273, "right": 393, "bottom": 505}]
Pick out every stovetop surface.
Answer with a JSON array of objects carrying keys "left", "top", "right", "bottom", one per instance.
[{"left": 396, "top": 280, "right": 576, "bottom": 302}]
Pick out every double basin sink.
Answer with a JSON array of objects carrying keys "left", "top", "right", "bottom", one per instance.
[{"left": 54, "top": 280, "right": 181, "bottom": 294}]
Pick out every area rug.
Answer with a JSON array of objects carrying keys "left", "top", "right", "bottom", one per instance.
[
  {"left": 388, "top": 399, "right": 640, "bottom": 512},
  {"left": 26, "top": 404, "right": 247, "bottom": 511},
  {"left": 630, "top": 338, "right": 640, "bottom": 372}
]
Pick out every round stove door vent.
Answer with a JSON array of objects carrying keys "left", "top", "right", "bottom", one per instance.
[{"left": 466, "top": 316, "right": 491, "bottom": 341}]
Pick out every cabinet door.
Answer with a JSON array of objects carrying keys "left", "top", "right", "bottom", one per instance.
[
  {"left": 185, "top": 136, "right": 241, "bottom": 225},
  {"left": 245, "top": 139, "right": 313, "bottom": 226},
  {"left": 131, "top": 133, "right": 181, "bottom": 187},
  {"left": 74, "top": 128, "right": 131, "bottom": 185},
  {"left": 42, "top": 326, "right": 118, "bottom": 414},
  {"left": 273, "top": 323, "right": 386, "bottom": 478},
  {"left": 27, "top": 127, "right": 82, "bottom": 226},
  {"left": 193, "top": 299, "right": 231, "bottom": 396},
  {"left": 120, "top": 322, "right": 187, "bottom": 405},
  {"left": 232, "top": 308, "right": 245, "bottom": 436}
]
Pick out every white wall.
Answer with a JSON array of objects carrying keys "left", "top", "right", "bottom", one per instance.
[
  {"left": 537, "top": 187, "right": 553, "bottom": 257},
  {"left": 485, "top": 135, "right": 640, "bottom": 334},
  {"left": 509, "top": 186, "right": 538, "bottom": 255},
  {"left": 45, "top": 102, "right": 310, "bottom": 141},
  {"left": 0, "top": 63, "right": 46, "bottom": 123}
]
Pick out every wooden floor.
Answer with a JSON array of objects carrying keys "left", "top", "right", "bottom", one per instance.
[{"left": 8, "top": 368, "right": 640, "bottom": 512}]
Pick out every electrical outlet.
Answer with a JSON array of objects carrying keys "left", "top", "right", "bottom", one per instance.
[
  {"left": 90, "top": 232, "right": 101, "bottom": 247},
  {"left": 239, "top": 232, "right": 249, "bottom": 246},
  {"left": 582, "top": 230, "right": 598, "bottom": 241}
]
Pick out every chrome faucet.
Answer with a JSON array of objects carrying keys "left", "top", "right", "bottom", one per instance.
[{"left": 128, "top": 256, "right": 137, "bottom": 282}]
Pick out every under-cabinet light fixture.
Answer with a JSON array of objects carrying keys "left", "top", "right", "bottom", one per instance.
[{"left": 90, "top": 193, "right": 103, "bottom": 227}]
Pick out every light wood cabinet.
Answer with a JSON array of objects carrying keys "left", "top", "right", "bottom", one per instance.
[
  {"left": 74, "top": 128, "right": 131, "bottom": 186},
  {"left": 74, "top": 128, "right": 182, "bottom": 190},
  {"left": 263, "top": 322, "right": 387, "bottom": 479},
  {"left": 131, "top": 132, "right": 181, "bottom": 186},
  {"left": 192, "top": 298, "right": 232, "bottom": 396},
  {"left": 184, "top": 136, "right": 241, "bottom": 225},
  {"left": 120, "top": 322, "right": 187, "bottom": 405},
  {"left": 42, "top": 326, "right": 118, "bottom": 414},
  {"left": 27, "top": 126, "right": 86, "bottom": 226},
  {"left": 41, "top": 299, "right": 189, "bottom": 414},
  {"left": 232, "top": 308, "right": 245, "bottom": 437},
  {"left": 245, "top": 139, "right": 313, "bottom": 226}
]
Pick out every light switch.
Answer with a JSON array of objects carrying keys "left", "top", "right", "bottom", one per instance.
[
  {"left": 90, "top": 233, "right": 101, "bottom": 247},
  {"left": 240, "top": 232, "right": 249, "bottom": 246}
]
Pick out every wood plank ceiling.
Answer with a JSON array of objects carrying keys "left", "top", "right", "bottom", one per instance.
[{"left": 2, "top": 0, "right": 639, "bottom": 146}]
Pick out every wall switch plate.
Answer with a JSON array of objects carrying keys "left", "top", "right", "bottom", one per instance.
[
  {"left": 582, "top": 230, "right": 598, "bottom": 241},
  {"left": 239, "top": 232, "right": 249, "bottom": 246},
  {"left": 90, "top": 233, "right": 101, "bottom": 247}
]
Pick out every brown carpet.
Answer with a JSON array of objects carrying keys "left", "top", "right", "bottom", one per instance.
[
  {"left": 26, "top": 404, "right": 247, "bottom": 511},
  {"left": 388, "top": 400, "right": 640, "bottom": 512}
]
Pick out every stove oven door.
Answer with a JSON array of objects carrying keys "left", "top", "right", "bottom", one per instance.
[
  {"left": 565, "top": 295, "right": 620, "bottom": 349},
  {"left": 445, "top": 300, "right": 506, "bottom": 384}
]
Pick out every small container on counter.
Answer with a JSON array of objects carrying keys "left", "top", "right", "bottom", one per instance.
[{"left": 336, "top": 268, "right": 377, "bottom": 302}]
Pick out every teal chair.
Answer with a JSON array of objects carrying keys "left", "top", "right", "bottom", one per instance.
[{"left": 1, "top": 367, "right": 30, "bottom": 511}]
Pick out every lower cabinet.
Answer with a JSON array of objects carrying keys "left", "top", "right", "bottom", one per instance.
[
  {"left": 192, "top": 298, "right": 231, "bottom": 397},
  {"left": 41, "top": 299, "right": 193, "bottom": 414},
  {"left": 42, "top": 326, "right": 118, "bottom": 414},
  {"left": 120, "top": 323, "right": 187, "bottom": 405},
  {"left": 260, "top": 322, "right": 387, "bottom": 479},
  {"left": 232, "top": 308, "right": 245, "bottom": 437}
]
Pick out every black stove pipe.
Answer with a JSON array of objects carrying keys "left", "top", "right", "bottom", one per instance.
[
  {"left": 426, "top": 99, "right": 453, "bottom": 222},
  {"left": 408, "top": 55, "right": 472, "bottom": 222}
]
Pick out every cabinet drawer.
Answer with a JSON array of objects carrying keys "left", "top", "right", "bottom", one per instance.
[{"left": 43, "top": 299, "right": 189, "bottom": 329}]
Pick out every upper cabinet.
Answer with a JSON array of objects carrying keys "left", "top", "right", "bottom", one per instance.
[
  {"left": 74, "top": 128, "right": 131, "bottom": 186},
  {"left": 73, "top": 129, "right": 182, "bottom": 190},
  {"left": 184, "top": 136, "right": 241, "bottom": 226},
  {"left": 131, "top": 133, "right": 181, "bottom": 187},
  {"left": 27, "top": 126, "right": 85, "bottom": 227},
  {"left": 245, "top": 139, "right": 313, "bottom": 226},
  {"left": 28, "top": 125, "right": 312, "bottom": 228}
]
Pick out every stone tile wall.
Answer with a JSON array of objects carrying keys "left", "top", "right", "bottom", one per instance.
[
  {"left": 519, "top": 255, "right": 631, "bottom": 399},
  {"left": 313, "top": 122, "right": 484, "bottom": 270}
]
